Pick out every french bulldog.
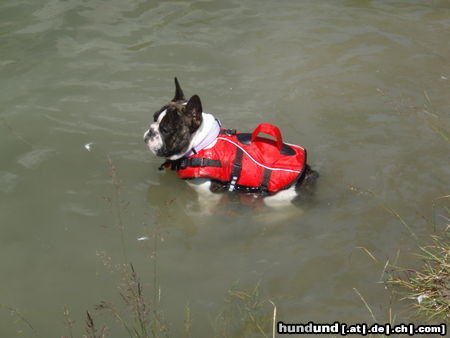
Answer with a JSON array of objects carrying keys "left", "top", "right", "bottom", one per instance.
[{"left": 143, "top": 78, "right": 318, "bottom": 208}]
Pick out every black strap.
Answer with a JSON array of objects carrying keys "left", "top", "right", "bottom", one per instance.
[
  {"left": 160, "top": 158, "right": 222, "bottom": 171},
  {"left": 228, "top": 148, "right": 244, "bottom": 191},
  {"left": 179, "top": 157, "right": 221, "bottom": 169},
  {"left": 260, "top": 168, "right": 272, "bottom": 192},
  {"left": 219, "top": 128, "right": 237, "bottom": 136}
]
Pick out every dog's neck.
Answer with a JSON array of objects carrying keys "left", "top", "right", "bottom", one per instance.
[{"left": 169, "top": 112, "right": 221, "bottom": 160}]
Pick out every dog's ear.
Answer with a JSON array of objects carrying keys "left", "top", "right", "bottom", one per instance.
[
  {"left": 172, "top": 77, "right": 186, "bottom": 102},
  {"left": 185, "top": 95, "right": 203, "bottom": 131}
]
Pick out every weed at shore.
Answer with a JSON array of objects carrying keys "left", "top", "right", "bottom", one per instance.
[
  {"left": 387, "top": 229, "right": 449, "bottom": 322},
  {"left": 212, "top": 282, "right": 276, "bottom": 337}
]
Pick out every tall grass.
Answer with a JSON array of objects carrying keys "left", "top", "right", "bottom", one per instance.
[
  {"left": 387, "top": 229, "right": 449, "bottom": 322},
  {"left": 90, "top": 263, "right": 169, "bottom": 338},
  {"left": 212, "top": 282, "right": 275, "bottom": 337},
  {"left": 73, "top": 157, "right": 276, "bottom": 337},
  {"left": 0, "top": 304, "right": 37, "bottom": 336},
  {"left": 81, "top": 156, "right": 170, "bottom": 337}
]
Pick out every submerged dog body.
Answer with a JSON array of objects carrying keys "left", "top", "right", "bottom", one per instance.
[{"left": 144, "top": 78, "right": 318, "bottom": 206}]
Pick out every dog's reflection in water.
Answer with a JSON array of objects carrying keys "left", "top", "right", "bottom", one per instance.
[{"left": 146, "top": 172, "right": 318, "bottom": 227}]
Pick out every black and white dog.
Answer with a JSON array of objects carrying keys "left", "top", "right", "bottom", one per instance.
[{"left": 143, "top": 78, "right": 318, "bottom": 208}]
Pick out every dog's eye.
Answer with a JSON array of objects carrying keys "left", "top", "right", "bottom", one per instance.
[{"left": 160, "top": 126, "right": 170, "bottom": 134}]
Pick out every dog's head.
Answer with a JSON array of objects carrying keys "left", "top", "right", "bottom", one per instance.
[{"left": 143, "top": 78, "right": 203, "bottom": 159}]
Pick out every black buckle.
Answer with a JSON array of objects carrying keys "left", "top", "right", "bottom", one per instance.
[
  {"left": 164, "top": 157, "right": 222, "bottom": 171},
  {"left": 220, "top": 128, "right": 237, "bottom": 136},
  {"left": 178, "top": 158, "right": 187, "bottom": 170}
]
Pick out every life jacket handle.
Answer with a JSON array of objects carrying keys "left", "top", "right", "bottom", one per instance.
[{"left": 251, "top": 123, "right": 283, "bottom": 152}]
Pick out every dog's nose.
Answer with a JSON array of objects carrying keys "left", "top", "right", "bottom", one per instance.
[{"left": 143, "top": 129, "right": 155, "bottom": 144}]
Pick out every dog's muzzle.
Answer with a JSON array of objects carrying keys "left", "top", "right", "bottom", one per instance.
[{"left": 143, "top": 129, "right": 156, "bottom": 144}]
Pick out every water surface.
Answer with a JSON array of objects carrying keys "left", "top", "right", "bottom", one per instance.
[{"left": 1, "top": 0, "right": 449, "bottom": 336}]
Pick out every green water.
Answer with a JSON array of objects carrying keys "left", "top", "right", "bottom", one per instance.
[{"left": 1, "top": 0, "right": 449, "bottom": 336}]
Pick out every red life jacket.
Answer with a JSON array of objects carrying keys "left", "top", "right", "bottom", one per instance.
[{"left": 169, "top": 123, "right": 307, "bottom": 195}]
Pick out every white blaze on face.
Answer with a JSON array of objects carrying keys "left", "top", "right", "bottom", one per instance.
[{"left": 144, "top": 109, "right": 166, "bottom": 155}]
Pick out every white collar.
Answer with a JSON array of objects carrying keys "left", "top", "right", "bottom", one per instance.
[{"left": 169, "top": 113, "right": 221, "bottom": 160}]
